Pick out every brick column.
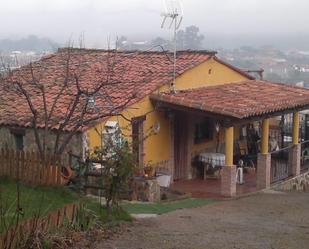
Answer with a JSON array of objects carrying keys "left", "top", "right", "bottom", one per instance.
[
  {"left": 221, "top": 165, "right": 237, "bottom": 197},
  {"left": 257, "top": 153, "right": 271, "bottom": 189},
  {"left": 290, "top": 144, "right": 301, "bottom": 176}
]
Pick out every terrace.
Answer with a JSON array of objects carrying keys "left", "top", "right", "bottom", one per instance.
[{"left": 151, "top": 80, "right": 309, "bottom": 197}]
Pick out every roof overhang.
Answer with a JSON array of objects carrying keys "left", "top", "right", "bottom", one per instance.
[{"left": 150, "top": 80, "right": 309, "bottom": 124}]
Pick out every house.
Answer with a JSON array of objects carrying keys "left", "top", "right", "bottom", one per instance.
[{"left": 1, "top": 48, "right": 309, "bottom": 197}]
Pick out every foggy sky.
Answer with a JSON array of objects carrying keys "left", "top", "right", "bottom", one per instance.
[{"left": 1, "top": 0, "right": 308, "bottom": 47}]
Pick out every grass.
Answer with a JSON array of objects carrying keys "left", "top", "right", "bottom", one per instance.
[
  {"left": 0, "top": 176, "right": 78, "bottom": 233},
  {"left": 122, "top": 198, "right": 215, "bottom": 215},
  {"left": 83, "top": 198, "right": 132, "bottom": 224},
  {"left": 0, "top": 176, "right": 132, "bottom": 234},
  {"left": 1, "top": 177, "right": 212, "bottom": 234}
]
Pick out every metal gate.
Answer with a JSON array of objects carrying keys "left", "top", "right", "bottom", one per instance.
[{"left": 270, "top": 147, "right": 291, "bottom": 183}]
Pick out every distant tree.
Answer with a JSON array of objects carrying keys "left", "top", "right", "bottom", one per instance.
[
  {"left": 149, "top": 37, "right": 172, "bottom": 51},
  {"left": 148, "top": 25, "right": 204, "bottom": 51},
  {"left": 176, "top": 30, "right": 186, "bottom": 49},
  {"left": 177, "top": 25, "right": 205, "bottom": 50}
]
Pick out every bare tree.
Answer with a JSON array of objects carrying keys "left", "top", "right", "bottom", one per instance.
[{"left": 0, "top": 46, "right": 137, "bottom": 159}]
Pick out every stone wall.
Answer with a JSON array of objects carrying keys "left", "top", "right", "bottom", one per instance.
[
  {"left": 132, "top": 177, "right": 161, "bottom": 202},
  {"left": 0, "top": 126, "right": 84, "bottom": 157},
  {"left": 271, "top": 171, "right": 309, "bottom": 192}
]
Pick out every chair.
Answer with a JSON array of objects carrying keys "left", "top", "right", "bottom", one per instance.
[{"left": 237, "top": 140, "right": 255, "bottom": 168}]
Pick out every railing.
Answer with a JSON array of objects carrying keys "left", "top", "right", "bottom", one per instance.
[
  {"left": 270, "top": 146, "right": 292, "bottom": 184},
  {"left": 300, "top": 140, "right": 309, "bottom": 172}
]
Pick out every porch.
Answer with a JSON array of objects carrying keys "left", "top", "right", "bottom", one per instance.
[
  {"left": 171, "top": 170, "right": 257, "bottom": 198},
  {"left": 150, "top": 80, "right": 309, "bottom": 197},
  {"left": 170, "top": 139, "right": 309, "bottom": 198}
]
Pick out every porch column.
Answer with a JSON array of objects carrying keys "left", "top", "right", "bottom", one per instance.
[
  {"left": 291, "top": 112, "right": 301, "bottom": 176},
  {"left": 293, "top": 112, "right": 300, "bottom": 145},
  {"left": 257, "top": 118, "right": 271, "bottom": 189},
  {"left": 225, "top": 126, "right": 234, "bottom": 166},
  {"left": 261, "top": 119, "right": 269, "bottom": 154},
  {"left": 221, "top": 126, "right": 236, "bottom": 197}
]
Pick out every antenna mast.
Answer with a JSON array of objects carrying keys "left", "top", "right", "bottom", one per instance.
[{"left": 161, "top": 0, "right": 183, "bottom": 93}]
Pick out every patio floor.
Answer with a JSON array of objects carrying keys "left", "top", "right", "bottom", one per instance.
[{"left": 171, "top": 169, "right": 257, "bottom": 199}]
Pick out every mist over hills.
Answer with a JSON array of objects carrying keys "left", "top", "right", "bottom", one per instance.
[
  {"left": 0, "top": 35, "right": 59, "bottom": 52},
  {"left": 1, "top": 31, "right": 309, "bottom": 53},
  {"left": 203, "top": 32, "right": 309, "bottom": 51}
]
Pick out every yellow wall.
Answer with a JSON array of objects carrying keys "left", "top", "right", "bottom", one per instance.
[
  {"left": 160, "top": 57, "right": 248, "bottom": 92},
  {"left": 87, "top": 57, "right": 251, "bottom": 167},
  {"left": 87, "top": 96, "right": 171, "bottom": 165}
]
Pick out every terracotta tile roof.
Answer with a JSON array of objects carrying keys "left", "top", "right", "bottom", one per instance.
[
  {"left": 150, "top": 80, "right": 309, "bottom": 119},
  {"left": 0, "top": 48, "right": 213, "bottom": 131}
]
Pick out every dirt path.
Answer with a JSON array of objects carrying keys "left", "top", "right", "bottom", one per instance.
[{"left": 95, "top": 192, "right": 309, "bottom": 249}]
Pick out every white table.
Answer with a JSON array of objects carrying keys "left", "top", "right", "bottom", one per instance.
[
  {"left": 198, "top": 152, "right": 225, "bottom": 168},
  {"left": 198, "top": 152, "right": 225, "bottom": 179}
]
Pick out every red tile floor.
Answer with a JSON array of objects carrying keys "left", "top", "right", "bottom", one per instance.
[{"left": 171, "top": 170, "right": 257, "bottom": 199}]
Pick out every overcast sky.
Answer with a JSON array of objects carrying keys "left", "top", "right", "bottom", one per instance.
[{"left": 1, "top": 0, "right": 308, "bottom": 47}]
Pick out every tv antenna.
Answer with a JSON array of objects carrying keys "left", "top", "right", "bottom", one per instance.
[{"left": 161, "top": 0, "right": 183, "bottom": 93}]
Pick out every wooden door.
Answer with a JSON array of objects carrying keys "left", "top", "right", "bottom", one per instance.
[
  {"left": 174, "top": 113, "right": 189, "bottom": 180},
  {"left": 132, "top": 116, "right": 146, "bottom": 167}
]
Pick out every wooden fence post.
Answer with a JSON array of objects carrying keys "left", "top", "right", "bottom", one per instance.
[
  {"left": 0, "top": 149, "right": 67, "bottom": 186},
  {"left": 36, "top": 151, "right": 42, "bottom": 186},
  {"left": 25, "top": 150, "right": 31, "bottom": 185},
  {"left": 56, "top": 155, "right": 62, "bottom": 185},
  {"left": 20, "top": 151, "right": 25, "bottom": 181},
  {"left": 0, "top": 149, "right": 3, "bottom": 176}
]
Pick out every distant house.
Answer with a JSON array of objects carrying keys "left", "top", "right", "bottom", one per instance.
[{"left": 1, "top": 48, "right": 309, "bottom": 197}]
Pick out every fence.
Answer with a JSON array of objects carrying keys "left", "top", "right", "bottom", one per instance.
[
  {"left": 301, "top": 140, "right": 309, "bottom": 172},
  {"left": 0, "top": 202, "right": 79, "bottom": 249},
  {"left": 0, "top": 149, "right": 67, "bottom": 186},
  {"left": 270, "top": 146, "right": 292, "bottom": 184},
  {"left": 269, "top": 113, "right": 309, "bottom": 150}
]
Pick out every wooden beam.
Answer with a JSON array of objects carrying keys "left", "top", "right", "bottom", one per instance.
[{"left": 154, "top": 101, "right": 236, "bottom": 123}]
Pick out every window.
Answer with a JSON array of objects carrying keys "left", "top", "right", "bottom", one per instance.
[
  {"left": 10, "top": 127, "right": 25, "bottom": 151},
  {"left": 14, "top": 134, "right": 24, "bottom": 151},
  {"left": 103, "top": 121, "right": 122, "bottom": 148},
  {"left": 194, "top": 118, "right": 214, "bottom": 144}
]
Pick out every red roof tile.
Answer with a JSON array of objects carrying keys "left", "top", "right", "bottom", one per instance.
[
  {"left": 150, "top": 80, "right": 309, "bottom": 119},
  {"left": 0, "top": 48, "right": 213, "bottom": 131}
]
